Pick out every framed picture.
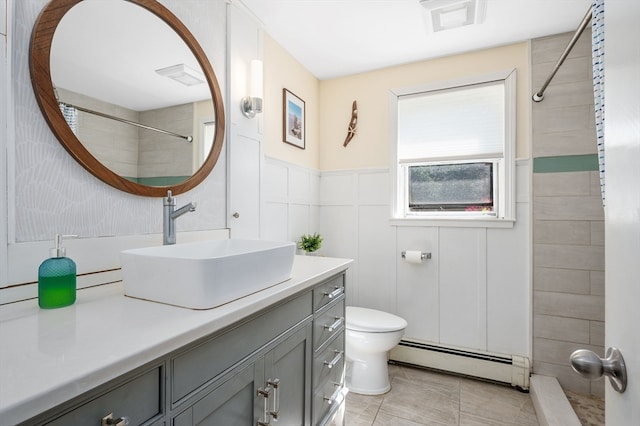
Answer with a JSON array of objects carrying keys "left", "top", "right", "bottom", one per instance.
[{"left": 283, "top": 89, "right": 305, "bottom": 149}]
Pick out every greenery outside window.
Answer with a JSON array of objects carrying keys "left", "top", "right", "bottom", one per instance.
[
  {"left": 407, "top": 161, "right": 495, "bottom": 213},
  {"left": 391, "top": 69, "right": 516, "bottom": 223}
]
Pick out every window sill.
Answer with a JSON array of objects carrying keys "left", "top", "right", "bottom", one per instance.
[{"left": 390, "top": 217, "right": 515, "bottom": 229}]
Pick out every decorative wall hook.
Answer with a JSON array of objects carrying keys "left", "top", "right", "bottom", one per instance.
[{"left": 343, "top": 100, "right": 358, "bottom": 147}]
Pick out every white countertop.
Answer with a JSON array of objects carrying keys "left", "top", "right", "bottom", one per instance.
[{"left": 0, "top": 255, "right": 352, "bottom": 425}]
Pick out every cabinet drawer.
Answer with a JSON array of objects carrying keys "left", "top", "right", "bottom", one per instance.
[
  {"left": 172, "top": 291, "right": 312, "bottom": 405},
  {"left": 313, "top": 274, "right": 345, "bottom": 312},
  {"left": 312, "top": 348, "right": 345, "bottom": 426},
  {"left": 313, "top": 331, "right": 345, "bottom": 387},
  {"left": 313, "top": 381, "right": 345, "bottom": 426},
  {"left": 45, "top": 366, "right": 163, "bottom": 426},
  {"left": 313, "top": 299, "right": 345, "bottom": 351}
]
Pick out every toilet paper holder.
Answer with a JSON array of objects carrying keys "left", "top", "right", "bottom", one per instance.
[{"left": 401, "top": 251, "right": 431, "bottom": 260}]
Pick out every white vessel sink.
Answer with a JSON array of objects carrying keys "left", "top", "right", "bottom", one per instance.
[{"left": 121, "top": 239, "right": 296, "bottom": 309}]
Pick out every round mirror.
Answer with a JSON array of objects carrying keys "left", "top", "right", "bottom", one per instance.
[{"left": 30, "top": 0, "right": 225, "bottom": 197}]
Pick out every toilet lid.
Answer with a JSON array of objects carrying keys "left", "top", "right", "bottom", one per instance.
[{"left": 346, "top": 306, "right": 408, "bottom": 332}]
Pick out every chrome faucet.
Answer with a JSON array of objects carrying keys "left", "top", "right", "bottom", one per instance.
[{"left": 163, "top": 190, "right": 197, "bottom": 245}]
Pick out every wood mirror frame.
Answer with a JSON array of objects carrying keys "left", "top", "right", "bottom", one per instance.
[{"left": 29, "top": 0, "right": 225, "bottom": 197}]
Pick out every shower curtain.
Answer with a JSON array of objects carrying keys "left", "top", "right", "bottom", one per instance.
[
  {"left": 58, "top": 103, "right": 78, "bottom": 135},
  {"left": 592, "top": 0, "right": 605, "bottom": 206}
]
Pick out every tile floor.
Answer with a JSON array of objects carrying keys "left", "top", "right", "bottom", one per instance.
[
  {"left": 336, "top": 363, "right": 539, "bottom": 426},
  {"left": 565, "top": 390, "right": 605, "bottom": 426}
]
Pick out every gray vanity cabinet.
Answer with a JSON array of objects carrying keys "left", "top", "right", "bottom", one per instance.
[
  {"left": 263, "top": 324, "right": 313, "bottom": 424},
  {"left": 173, "top": 360, "right": 260, "bottom": 425},
  {"left": 21, "top": 272, "right": 347, "bottom": 426},
  {"left": 311, "top": 274, "right": 347, "bottom": 426},
  {"left": 172, "top": 322, "right": 313, "bottom": 426},
  {"left": 22, "top": 363, "right": 165, "bottom": 426}
]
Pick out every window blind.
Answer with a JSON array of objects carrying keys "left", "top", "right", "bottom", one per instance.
[{"left": 397, "top": 81, "right": 505, "bottom": 163}]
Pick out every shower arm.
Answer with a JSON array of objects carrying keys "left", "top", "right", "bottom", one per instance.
[
  {"left": 532, "top": 5, "right": 593, "bottom": 102},
  {"left": 59, "top": 101, "right": 194, "bottom": 143}
]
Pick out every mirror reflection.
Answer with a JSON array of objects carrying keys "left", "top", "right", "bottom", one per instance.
[
  {"left": 49, "top": 0, "right": 216, "bottom": 187},
  {"left": 51, "top": 0, "right": 214, "bottom": 186}
]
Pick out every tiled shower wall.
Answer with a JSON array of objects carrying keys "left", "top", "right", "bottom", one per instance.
[{"left": 531, "top": 30, "right": 605, "bottom": 397}]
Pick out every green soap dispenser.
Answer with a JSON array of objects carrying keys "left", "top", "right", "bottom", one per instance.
[{"left": 38, "top": 234, "right": 77, "bottom": 309}]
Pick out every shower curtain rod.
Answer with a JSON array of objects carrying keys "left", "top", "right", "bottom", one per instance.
[
  {"left": 532, "top": 5, "right": 593, "bottom": 102},
  {"left": 60, "top": 101, "right": 194, "bottom": 142}
]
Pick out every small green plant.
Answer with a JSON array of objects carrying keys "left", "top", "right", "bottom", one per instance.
[{"left": 298, "top": 233, "right": 323, "bottom": 253}]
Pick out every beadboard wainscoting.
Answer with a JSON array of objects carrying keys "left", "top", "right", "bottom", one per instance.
[
  {"left": 314, "top": 161, "right": 531, "bottom": 360},
  {"left": 261, "top": 156, "right": 321, "bottom": 249},
  {"left": 251, "top": 159, "right": 533, "bottom": 362}
]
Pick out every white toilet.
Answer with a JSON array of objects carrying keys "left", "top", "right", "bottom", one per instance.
[{"left": 345, "top": 306, "right": 407, "bottom": 395}]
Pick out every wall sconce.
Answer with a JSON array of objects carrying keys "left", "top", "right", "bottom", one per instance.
[{"left": 241, "top": 59, "right": 263, "bottom": 118}]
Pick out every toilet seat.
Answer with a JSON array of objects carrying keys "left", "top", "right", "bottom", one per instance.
[{"left": 346, "top": 306, "right": 408, "bottom": 333}]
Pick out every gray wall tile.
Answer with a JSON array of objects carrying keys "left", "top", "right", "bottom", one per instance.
[
  {"left": 532, "top": 129, "right": 597, "bottom": 157},
  {"left": 532, "top": 56, "right": 592, "bottom": 89},
  {"left": 590, "top": 171, "right": 603, "bottom": 196},
  {"left": 533, "top": 314, "right": 590, "bottom": 344},
  {"left": 533, "top": 220, "right": 590, "bottom": 245},
  {"left": 534, "top": 267, "right": 590, "bottom": 294},
  {"left": 590, "top": 321, "right": 605, "bottom": 346},
  {"left": 590, "top": 271, "right": 605, "bottom": 296},
  {"left": 531, "top": 80, "right": 596, "bottom": 109},
  {"left": 534, "top": 243, "right": 604, "bottom": 271},
  {"left": 533, "top": 337, "right": 603, "bottom": 366},
  {"left": 531, "top": 31, "right": 591, "bottom": 63},
  {"left": 531, "top": 30, "right": 604, "bottom": 398},
  {"left": 590, "top": 221, "right": 604, "bottom": 246},
  {"left": 534, "top": 291, "right": 604, "bottom": 321},
  {"left": 533, "top": 105, "right": 593, "bottom": 135},
  {"left": 533, "top": 172, "right": 591, "bottom": 197},
  {"left": 533, "top": 196, "right": 605, "bottom": 221}
]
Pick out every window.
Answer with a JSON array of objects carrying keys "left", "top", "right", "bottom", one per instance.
[
  {"left": 192, "top": 119, "right": 216, "bottom": 173},
  {"left": 408, "top": 162, "right": 494, "bottom": 212},
  {"left": 391, "top": 70, "right": 516, "bottom": 222},
  {"left": 202, "top": 120, "right": 215, "bottom": 163}
]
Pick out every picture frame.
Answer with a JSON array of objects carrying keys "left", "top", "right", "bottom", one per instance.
[{"left": 283, "top": 89, "right": 305, "bottom": 149}]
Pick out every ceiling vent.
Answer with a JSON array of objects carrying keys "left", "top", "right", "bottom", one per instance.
[
  {"left": 155, "top": 64, "right": 205, "bottom": 87},
  {"left": 419, "top": 0, "right": 487, "bottom": 32}
]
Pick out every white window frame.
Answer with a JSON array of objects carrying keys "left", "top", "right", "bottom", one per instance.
[
  {"left": 389, "top": 69, "right": 516, "bottom": 227},
  {"left": 401, "top": 159, "right": 500, "bottom": 217}
]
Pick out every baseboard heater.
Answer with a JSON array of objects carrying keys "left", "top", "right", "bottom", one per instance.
[{"left": 390, "top": 339, "right": 531, "bottom": 391}]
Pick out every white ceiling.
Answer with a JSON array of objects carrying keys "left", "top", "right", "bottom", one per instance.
[
  {"left": 239, "top": 0, "right": 592, "bottom": 80},
  {"left": 52, "top": 0, "right": 592, "bottom": 111}
]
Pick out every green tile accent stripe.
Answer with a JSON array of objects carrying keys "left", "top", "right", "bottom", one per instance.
[{"left": 533, "top": 154, "right": 599, "bottom": 173}]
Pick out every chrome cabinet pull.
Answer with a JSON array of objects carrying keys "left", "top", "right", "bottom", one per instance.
[
  {"left": 257, "top": 384, "right": 273, "bottom": 426},
  {"left": 267, "top": 378, "right": 281, "bottom": 420},
  {"left": 324, "top": 350, "right": 344, "bottom": 369},
  {"left": 323, "top": 287, "right": 344, "bottom": 299},
  {"left": 324, "top": 317, "right": 344, "bottom": 333},
  {"left": 102, "top": 414, "right": 130, "bottom": 426},
  {"left": 323, "top": 385, "right": 344, "bottom": 406},
  {"left": 570, "top": 347, "right": 627, "bottom": 393}
]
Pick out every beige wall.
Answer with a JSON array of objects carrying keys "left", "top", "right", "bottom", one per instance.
[
  {"left": 265, "top": 38, "right": 529, "bottom": 172},
  {"left": 263, "top": 35, "right": 321, "bottom": 170},
  {"left": 319, "top": 42, "right": 530, "bottom": 171}
]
